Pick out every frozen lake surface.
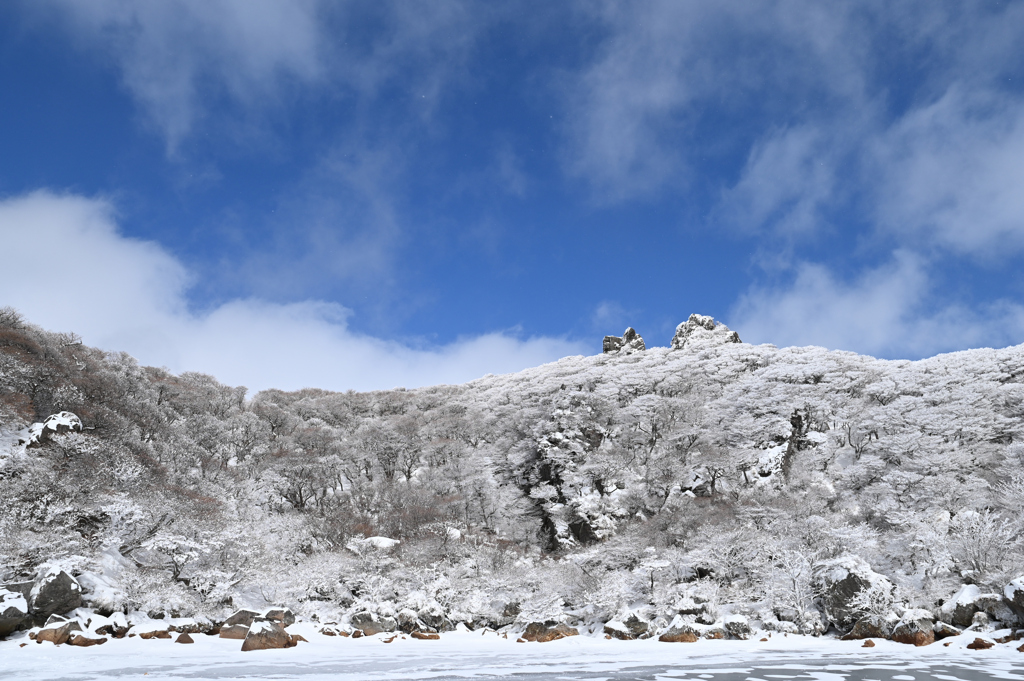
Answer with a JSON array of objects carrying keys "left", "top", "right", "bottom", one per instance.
[{"left": 2, "top": 626, "right": 1021, "bottom": 681}]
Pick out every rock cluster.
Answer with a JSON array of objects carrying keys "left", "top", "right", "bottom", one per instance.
[
  {"left": 670, "top": 314, "right": 741, "bottom": 349},
  {"left": 1, "top": 569, "right": 82, "bottom": 635},
  {"left": 603, "top": 327, "right": 646, "bottom": 354}
]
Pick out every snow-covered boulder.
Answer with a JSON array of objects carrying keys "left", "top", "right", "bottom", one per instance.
[
  {"left": 260, "top": 607, "right": 295, "bottom": 627},
  {"left": 938, "top": 584, "right": 1003, "bottom": 627},
  {"left": 220, "top": 609, "right": 259, "bottom": 639},
  {"left": 812, "top": 555, "right": 893, "bottom": 630},
  {"left": 1005, "top": 577, "right": 1024, "bottom": 619},
  {"left": 522, "top": 620, "right": 578, "bottom": 642},
  {"left": 723, "top": 614, "right": 751, "bottom": 640},
  {"left": 22, "top": 412, "right": 83, "bottom": 446},
  {"left": 603, "top": 327, "right": 646, "bottom": 354},
  {"left": 658, "top": 616, "right": 700, "bottom": 642},
  {"left": 891, "top": 608, "right": 935, "bottom": 646},
  {"left": 670, "top": 314, "right": 741, "bottom": 350},
  {"left": 29, "top": 569, "right": 82, "bottom": 618},
  {"left": 933, "top": 621, "right": 961, "bottom": 639},
  {"left": 35, "top": 619, "right": 82, "bottom": 645},
  {"left": 241, "top": 620, "right": 295, "bottom": 651},
  {"left": 0, "top": 587, "right": 29, "bottom": 637},
  {"left": 345, "top": 536, "right": 400, "bottom": 555},
  {"left": 350, "top": 611, "right": 396, "bottom": 636}
]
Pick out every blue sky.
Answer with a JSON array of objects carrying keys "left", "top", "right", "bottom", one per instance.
[{"left": 2, "top": 2, "right": 1024, "bottom": 391}]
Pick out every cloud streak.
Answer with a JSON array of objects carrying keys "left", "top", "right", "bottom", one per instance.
[{"left": 0, "top": 191, "right": 585, "bottom": 392}]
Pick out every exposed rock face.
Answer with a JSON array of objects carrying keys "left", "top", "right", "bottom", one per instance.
[
  {"left": 29, "top": 570, "right": 82, "bottom": 619},
  {"left": 891, "top": 609, "right": 935, "bottom": 646},
  {"left": 0, "top": 588, "right": 30, "bottom": 637},
  {"left": 241, "top": 620, "right": 295, "bottom": 651},
  {"left": 670, "top": 314, "right": 741, "bottom": 350},
  {"left": 812, "top": 555, "right": 893, "bottom": 630},
  {"left": 522, "top": 621, "right": 579, "bottom": 642},
  {"left": 603, "top": 327, "right": 645, "bottom": 354},
  {"left": 933, "top": 621, "right": 962, "bottom": 639}
]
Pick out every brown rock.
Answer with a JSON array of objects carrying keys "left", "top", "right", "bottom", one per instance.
[
  {"left": 36, "top": 621, "right": 82, "bottom": 645},
  {"left": 68, "top": 634, "right": 106, "bottom": 647},
  {"left": 522, "top": 621, "right": 579, "bottom": 642},
  {"left": 1017, "top": 643, "right": 1024, "bottom": 652},
  {"left": 862, "top": 639, "right": 875, "bottom": 647},
  {"left": 841, "top": 618, "right": 888, "bottom": 641},
  {"left": 95, "top": 624, "right": 131, "bottom": 639},
  {"left": 603, "top": 624, "right": 633, "bottom": 640},
  {"left": 516, "top": 637, "right": 526, "bottom": 643},
  {"left": 352, "top": 629, "right": 363, "bottom": 638},
  {"left": 206, "top": 626, "right": 221, "bottom": 636},
  {"left": 933, "top": 621, "right": 961, "bottom": 640},
  {"left": 382, "top": 636, "right": 396, "bottom": 643},
  {"left": 703, "top": 626, "right": 726, "bottom": 640},
  {"left": 175, "top": 633, "right": 194, "bottom": 644},
  {"left": 219, "top": 624, "right": 250, "bottom": 639},
  {"left": 261, "top": 608, "right": 296, "bottom": 627},
  {"left": 321, "top": 628, "right": 336, "bottom": 636},
  {"left": 967, "top": 637, "right": 994, "bottom": 650},
  {"left": 338, "top": 630, "right": 350, "bottom": 637},
  {"left": 139, "top": 630, "right": 171, "bottom": 640},
  {"left": 19, "top": 642, "right": 27, "bottom": 647},
  {"left": 760, "top": 638, "right": 768, "bottom": 642},
  {"left": 224, "top": 609, "right": 260, "bottom": 627},
  {"left": 411, "top": 631, "right": 440, "bottom": 640},
  {"left": 241, "top": 621, "right": 292, "bottom": 651},
  {"left": 290, "top": 634, "right": 308, "bottom": 643},
  {"left": 891, "top": 614, "right": 935, "bottom": 647}
]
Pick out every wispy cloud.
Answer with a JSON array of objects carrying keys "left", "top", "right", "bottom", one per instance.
[
  {"left": 730, "top": 252, "right": 1024, "bottom": 357},
  {"left": 0, "top": 192, "right": 585, "bottom": 392}
]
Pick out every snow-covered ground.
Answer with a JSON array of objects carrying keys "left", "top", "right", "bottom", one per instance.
[{"left": 2, "top": 627, "right": 1021, "bottom": 681}]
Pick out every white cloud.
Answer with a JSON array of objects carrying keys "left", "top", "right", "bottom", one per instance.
[
  {"left": 0, "top": 191, "right": 585, "bottom": 392},
  {"left": 870, "top": 86, "right": 1024, "bottom": 257},
  {"left": 32, "top": 0, "right": 483, "bottom": 150},
  {"left": 730, "top": 252, "right": 1024, "bottom": 358}
]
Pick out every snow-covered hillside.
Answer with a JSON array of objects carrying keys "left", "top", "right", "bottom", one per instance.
[{"left": 1, "top": 307, "right": 1022, "bottom": 646}]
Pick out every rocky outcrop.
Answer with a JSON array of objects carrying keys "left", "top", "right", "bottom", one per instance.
[
  {"left": 670, "top": 314, "right": 740, "bottom": 350},
  {"left": 29, "top": 570, "right": 82, "bottom": 619},
  {"left": 603, "top": 327, "right": 645, "bottom": 354},
  {"left": 522, "top": 621, "right": 578, "bottom": 642},
  {"left": 0, "top": 588, "right": 30, "bottom": 637},
  {"left": 22, "top": 412, "right": 83, "bottom": 446},
  {"left": 890, "top": 609, "right": 935, "bottom": 646},
  {"left": 241, "top": 620, "right": 296, "bottom": 651},
  {"left": 812, "top": 555, "right": 893, "bottom": 630}
]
